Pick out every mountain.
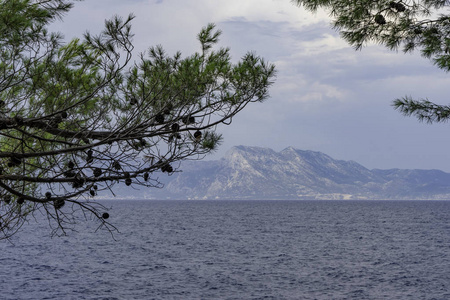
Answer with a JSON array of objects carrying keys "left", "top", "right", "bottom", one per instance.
[{"left": 122, "top": 146, "right": 450, "bottom": 200}]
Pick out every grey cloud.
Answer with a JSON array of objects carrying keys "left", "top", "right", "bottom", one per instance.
[{"left": 49, "top": 1, "right": 450, "bottom": 172}]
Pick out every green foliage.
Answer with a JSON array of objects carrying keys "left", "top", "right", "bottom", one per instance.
[
  {"left": 393, "top": 96, "right": 450, "bottom": 123},
  {"left": 0, "top": 0, "right": 275, "bottom": 239},
  {"left": 292, "top": 0, "right": 450, "bottom": 123}
]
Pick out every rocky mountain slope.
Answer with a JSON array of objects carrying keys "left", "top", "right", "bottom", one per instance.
[{"left": 124, "top": 146, "right": 450, "bottom": 200}]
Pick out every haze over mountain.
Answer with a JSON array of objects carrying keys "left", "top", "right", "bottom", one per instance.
[{"left": 119, "top": 146, "right": 450, "bottom": 200}]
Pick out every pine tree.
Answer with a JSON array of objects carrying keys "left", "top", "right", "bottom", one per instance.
[{"left": 0, "top": 0, "right": 275, "bottom": 239}]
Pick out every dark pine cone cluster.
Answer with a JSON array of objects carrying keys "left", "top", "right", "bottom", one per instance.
[{"left": 389, "top": 1, "right": 406, "bottom": 12}]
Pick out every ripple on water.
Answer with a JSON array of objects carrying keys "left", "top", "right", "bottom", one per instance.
[{"left": 0, "top": 200, "right": 449, "bottom": 300}]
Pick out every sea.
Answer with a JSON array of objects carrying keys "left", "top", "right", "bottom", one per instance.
[{"left": 1, "top": 200, "right": 449, "bottom": 300}]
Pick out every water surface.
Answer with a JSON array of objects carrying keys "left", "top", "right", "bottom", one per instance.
[{"left": 1, "top": 200, "right": 449, "bottom": 299}]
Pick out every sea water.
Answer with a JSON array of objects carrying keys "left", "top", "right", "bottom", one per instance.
[{"left": 1, "top": 200, "right": 449, "bottom": 300}]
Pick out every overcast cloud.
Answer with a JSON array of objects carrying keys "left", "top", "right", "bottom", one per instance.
[{"left": 52, "top": 0, "right": 450, "bottom": 171}]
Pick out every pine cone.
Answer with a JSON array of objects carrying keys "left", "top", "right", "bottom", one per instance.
[{"left": 375, "top": 14, "right": 386, "bottom": 25}]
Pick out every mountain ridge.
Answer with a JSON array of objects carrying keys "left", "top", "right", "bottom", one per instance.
[{"left": 117, "top": 146, "right": 450, "bottom": 200}]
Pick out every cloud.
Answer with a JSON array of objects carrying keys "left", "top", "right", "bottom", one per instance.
[{"left": 50, "top": 1, "right": 450, "bottom": 172}]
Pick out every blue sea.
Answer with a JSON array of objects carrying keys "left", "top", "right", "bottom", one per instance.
[{"left": 1, "top": 200, "right": 450, "bottom": 300}]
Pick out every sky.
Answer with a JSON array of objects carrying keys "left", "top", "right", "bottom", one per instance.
[{"left": 52, "top": 0, "right": 450, "bottom": 172}]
